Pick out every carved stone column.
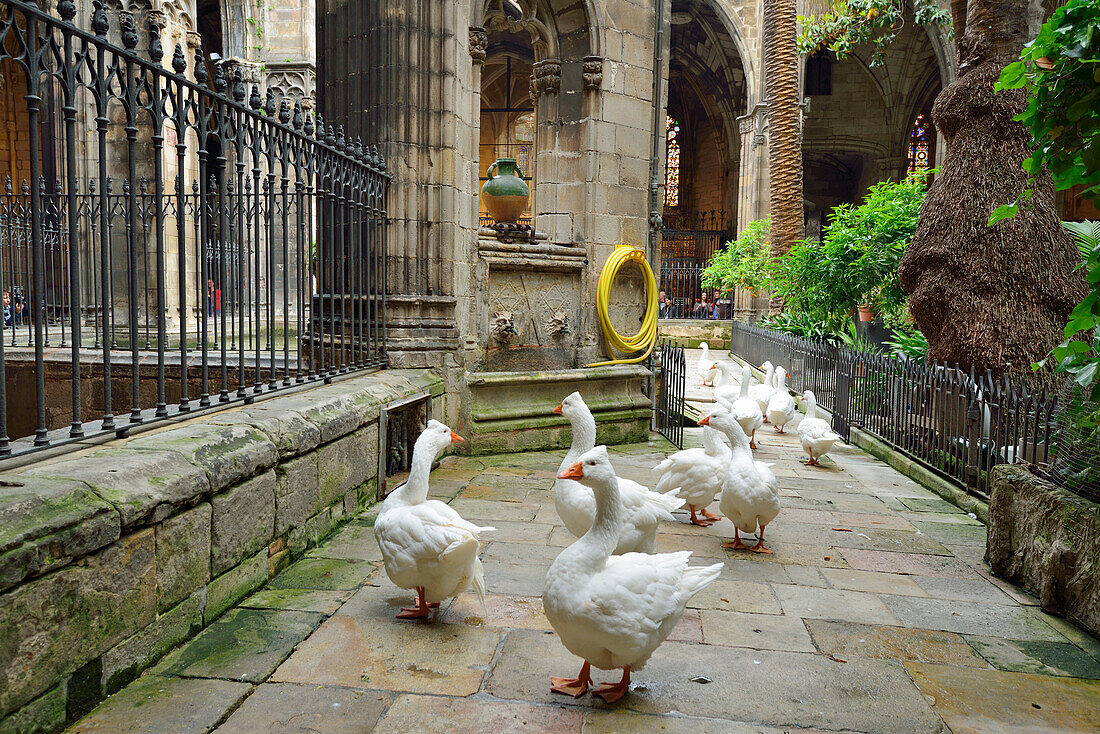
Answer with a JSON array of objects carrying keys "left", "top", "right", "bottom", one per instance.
[
  {"left": 529, "top": 58, "right": 561, "bottom": 236},
  {"left": 736, "top": 104, "right": 769, "bottom": 235},
  {"left": 318, "top": 0, "right": 475, "bottom": 371}
]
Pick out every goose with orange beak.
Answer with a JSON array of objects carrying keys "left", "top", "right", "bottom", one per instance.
[
  {"left": 699, "top": 411, "right": 780, "bottom": 553},
  {"left": 374, "top": 420, "right": 495, "bottom": 620},
  {"left": 543, "top": 446, "right": 722, "bottom": 703},
  {"left": 553, "top": 392, "right": 683, "bottom": 553}
]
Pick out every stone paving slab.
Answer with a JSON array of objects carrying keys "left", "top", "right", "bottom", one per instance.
[
  {"left": 215, "top": 683, "right": 391, "bottom": 733},
  {"left": 154, "top": 608, "right": 324, "bottom": 682},
  {"left": 374, "top": 694, "right": 582, "bottom": 733},
  {"left": 69, "top": 675, "right": 250, "bottom": 733},
  {"left": 698, "top": 609, "right": 815, "bottom": 651},
  {"left": 271, "top": 605, "right": 500, "bottom": 696},
  {"left": 906, "top": 661, "right": 1100, "bottom": 733},
  {"left": 581, "top": 710, "right": 790, "bottom": 733},
  {"left": 240, "top": 587, "right": 354, "bottom": 615},
  {"left": 805, "top": 619, "right": 990, "bottom": 667},
  {"left": 881, "top": 595, "right": 1067, "bottom": 640},
  {"left": 266, "top": 557, "right": 373, "bottom": 590},
  {"left": 962, "top": 635, "right": 1100, "bottom": 679},
  {"left": 486, "top": 630, "right": 944, "bottom": 733}
]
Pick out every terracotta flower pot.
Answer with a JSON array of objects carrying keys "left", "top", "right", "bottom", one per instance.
[
  {"left": 857, "top": 304, "right": 874, "bottom": 322},
  {"left": 481, "top": 158, "right": 529, "bottom": 224}
]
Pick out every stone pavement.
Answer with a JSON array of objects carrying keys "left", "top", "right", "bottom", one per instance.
[{"left": 68, "top": 402, "right": 1100, "bottom": 731}]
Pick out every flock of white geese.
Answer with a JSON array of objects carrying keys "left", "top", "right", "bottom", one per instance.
[{"left": 373, "top": 344, "right": 842, "bottom": 703}]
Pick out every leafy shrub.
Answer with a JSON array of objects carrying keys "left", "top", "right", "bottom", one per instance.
[
  {"left": 770, "top": 175, "right": 927, "bottom": 328},
  {"left": 701, "top": 219, "right": 772, "bottom": 293},
  {"left": 884, "top": 326, "right": 929, "bottom": 362},
  {"left": 759, "top": 311, "right": 835, "bottom": 342}
]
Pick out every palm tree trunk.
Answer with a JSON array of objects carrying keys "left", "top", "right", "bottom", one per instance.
[
  {"left": 898, "top": 0, "right": 1086, "bottom": 372},
  {"left": 763, "top": 0, "right": 804, "bottom": 313}
]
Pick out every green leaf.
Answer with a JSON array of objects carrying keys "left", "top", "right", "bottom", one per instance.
[
  {"left": 988, "top": 202, "right": 1019, "bottom": 225},
  {"left": 997, "top": 61, "right": 1029, "bottom": 89},
  {"left": 1073, "top": 360, "right": 1098, "bottom": 387}
]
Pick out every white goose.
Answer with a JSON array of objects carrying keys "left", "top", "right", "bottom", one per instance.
[
  {"left": 797, "top": 389, "right": 841, "bottom": 466},
  {"left": 749, "top": 361, "right": 776, "bottom": 420},
  {"left": 374, "top": 420, "right": 495, "bottom": 619},
  {"left": 652, "top": 421, "right": 730, "bottom": 526},
  {"left": 554, "top": 393, "right": 683, "bottom": 553},
  {"left": 766, "top": 367, "right": 797, "bottom": 433},
  {"left": 728, "top": 364, "right": 765, "bottom": 449},
  {"left": 697, "top": 342, "right": 718, "bottom": 387},
  {"left": 545, "top": 446, "right": 723, "bottom": 703},
  {"left": 713, "top": 361, "right": 741, "bottom": 405},
  {"left": 700, "top": 411, "right": 780, "bottom": 554}
]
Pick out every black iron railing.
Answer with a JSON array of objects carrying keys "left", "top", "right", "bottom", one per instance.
[
  {"left": 0, "top": 0, "right": 388, "bottom": 459},
  {"left": 730, "top": 322, "right": 1071, "bottom": 501},
  {"left": 655, "top": 338, "right": 686, "bottom": 448}
]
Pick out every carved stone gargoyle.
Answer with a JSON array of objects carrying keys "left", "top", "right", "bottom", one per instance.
[
  {"left": 490, "top": 311, "right": 518, "bottom": 345},
  {"left": 546, "top": 310, "right": 571, "bottom": 338}
]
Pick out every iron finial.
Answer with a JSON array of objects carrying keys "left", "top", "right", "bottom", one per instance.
[
  {"left": 213, "top": 61, "right": 227, "bottom": 93},
  {"left": 232, "top": 69, "right": 246, "bottom": 103},
  {"left": 292, "top": 99, "right": 303, "bottom": 131},
  {"left": 172, "top": 43, "right": 187, "bottom": 74},
  {"left": 91, "top": 0, "right": 109, "bottom": 36},
  {"left": 278, "top": 97, "right": 291, "bottom": 124},
  {"left": 120, "top": 12, "right": 138, "bottom": 51},
  {"left": 248, "top": 84, "right": 262, "bottom": 110},
  {"left": 264, "top": 89, "right": 276, "bottom": 117},
  {"left": 58, "top": 0, "right": 76, "bottom": 23},
  {"left": 193, "top": 47, "right": 208, "bottom": 86}
]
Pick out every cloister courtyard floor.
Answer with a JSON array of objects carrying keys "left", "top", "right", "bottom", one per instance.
[{"left": 67, "top": 395, "right": 1100, "bottom": 732}]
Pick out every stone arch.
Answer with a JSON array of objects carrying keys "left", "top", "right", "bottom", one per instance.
[
  {"left": 801, "top": 5, "right": 946, "bottom": 221},
  {"left": 665, "top": 0, "right": 750, "bottom": 230}
]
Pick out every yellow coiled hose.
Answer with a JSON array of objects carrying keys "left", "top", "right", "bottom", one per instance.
[{"left": 587, "top": 244, "right": 659, "bottom": 367}]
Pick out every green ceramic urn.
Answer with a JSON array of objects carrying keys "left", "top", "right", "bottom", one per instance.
[{"left": 481, "top": 158, "right": 530, "bottom": 223}]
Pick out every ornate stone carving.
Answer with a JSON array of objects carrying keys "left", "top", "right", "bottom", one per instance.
[
  {"left": 469, "top": 26, "right": 488, "bottom": 63},
  {"left": 185, "top": 30, "right": 201, "bottom": 50},
  {"left": 546, "top": 311, "right": 571, "bottom": 338},
  {"left": 483, "top": 0, "right": 556, "bottom": 60},
  {"left": 582, "top": 55, "right": 603, "bottom": 91},
  {"left": 738, "top": 116, "right": 754, "bottom": 136},
  {"left": 223, "top": 57, "right": 261, "bottom": 85},
  {"left": 529, "top": 58, "right": 561, "bottom": 98},
  {"left": 265, "top": 62, "right": 316, "bottom": 107},
  {"left": 490, "top": 312, "right": 518, "bottom": 345}
]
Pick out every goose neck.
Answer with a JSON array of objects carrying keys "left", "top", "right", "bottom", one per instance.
[
  {"left": 565, "top": 408, "right": 598, "bottom": 461},
  {"left": 806, "top": 395, "right": 817, "bottom": 420},
  {"left": 390, "top": 439, "right": 436, "bottom": 506},
  {"left": 579, "top": 476, "right": 622, "bottom": 558}
]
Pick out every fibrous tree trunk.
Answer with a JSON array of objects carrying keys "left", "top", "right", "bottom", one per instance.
[
  {"left": 897, "top": 0, "right": 1087, "bottom": 372},
  {"left": 763, "top": 0, "right": 804, "bottom": 313}
]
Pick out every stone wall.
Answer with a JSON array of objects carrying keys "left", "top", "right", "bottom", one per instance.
[
  {"left": 987, "top": 465, "right": 1100, "bottom": 638},
  {"left": 0, "top": 369, "right": 443, "bottom": 731}
]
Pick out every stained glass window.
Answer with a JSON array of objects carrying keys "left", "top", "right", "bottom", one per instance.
[
  {"left": 665, "top": 115, "right": 680, "bottom": 208},
  {"left": 907, "top": 113, "right": 930, "bottom": 177}
]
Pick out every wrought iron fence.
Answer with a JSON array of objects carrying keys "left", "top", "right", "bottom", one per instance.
[
  {"left": 0, "top": 0, "right": 388, "bottom": 459},
  {"left": 655, "top": 338, "right": 686, "bottom": 448},
  {"left": 730, "top": 322, "right": 1070, "bottom": 502}
]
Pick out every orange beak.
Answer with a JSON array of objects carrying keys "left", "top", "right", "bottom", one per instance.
[
  {"left": 450, "top": 431, "right": 465, "bottom": 444},
  {"left": 697, "top": 416, "right": 711, "bottom": 426},
  {"left": 557, "top": 461, "right": 584, "bottom": 480},
  {"left": 552, "top": 404, "right": 563, "bottom": 415}
]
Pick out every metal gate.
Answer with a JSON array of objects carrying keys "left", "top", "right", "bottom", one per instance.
[{"left": 655, "top": 339, "right": 686, "bottom": 448}]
